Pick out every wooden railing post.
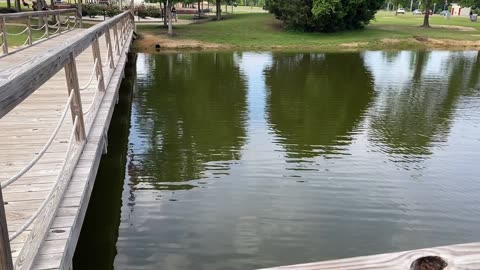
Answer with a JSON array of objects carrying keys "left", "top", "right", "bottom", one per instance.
[
  {"left": 112, "top": 23, "right": 120, "bottom": 56},
  {"left": 26, "top": 16, "right": 32, "bottom": 46},
  {"left": 91, "top": 37, "right": 106, "bottom": 92},
  {"left": 64, "top": 54, "right": 86, "bottom": 141},
  {"left": 1, "top": 17, "right": 8, "bottom": 55},
  {"left": 104, "top": 29, "right": 115, "bottom": 68},
  {"left": 0, "top": 188, "right": 14, "bottom": 270},
  {"left": 44, "top": 16, "right": 49, "bottom": 39}
]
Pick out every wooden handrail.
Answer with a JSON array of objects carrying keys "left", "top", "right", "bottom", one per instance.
[
  {"left": 0, "top": 11, "right": 134, "bottom": 119},
  {"left": 0, "top": 10, "right": 134, "bottom": 269},
  {"left": 0, "top": 8, "right": 78, "bottom": 19}
]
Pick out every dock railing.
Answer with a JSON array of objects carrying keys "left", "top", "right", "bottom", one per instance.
[
  {"left": 0, "top": 10, "right": 134, "bottom": 270},
  {"left": 0, "top": 8, "right": 81, "bottom": 56}
]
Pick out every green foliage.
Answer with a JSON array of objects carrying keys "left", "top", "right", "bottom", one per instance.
[
  {"left": 84, "top": 3, "right": 122, "bottom": 18},
  {"left": 85, "top": 3, "right": 102, "bottom": 17},
  {"left": 136, "top": 4, "right": 162, "bottom": 18},
  {"left": 266, "top": 0, "right": 384, "bottom": 32}
]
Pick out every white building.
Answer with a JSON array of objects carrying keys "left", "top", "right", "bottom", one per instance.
[{"left": 451, "top": 3, "right": 472, "bottom": 16}]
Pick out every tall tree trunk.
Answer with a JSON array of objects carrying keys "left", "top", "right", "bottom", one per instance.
[
  {"left": 6, "top": 0, "right": 11, "bottom": 8},
  {"left": 163, "top": 1, "right": 167, "bottom": 26},
  {"left": 197, "top": 0, "right": 201, "bottom": 14},
  {"left": 216, "top": 0, "right": 221, "bottom": 20},
  {"left": 15, "top": 0, "right": 21, "bottom": 11},
  {"left": 167, "top": 1, "right": 173, "bottom": 35},
  {"left": 422, "top": 0, "right": 431, "bottom": 27}
]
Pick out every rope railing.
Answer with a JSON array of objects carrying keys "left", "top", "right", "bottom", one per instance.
[
  {"left": 80, "top": 58, "right": 99, "bottom": 91},
  {"left": 0, "top": 92, "right": 74, "bottom": 190},
  {"left": 9, "top": 113, "right": 78, "bottom": 241},
  {"left": 83, "top": 89, "right": 100, "bottom": 115},
  {"left": 31, "top": 23, "right": 46, "bottom": 31},
  {"left": 0, "top": 9, "right": 80, "bottom": 56},
  {"left": 102, "top": 43, "right": 113, "bottom": 68},
  {"left": 5, "top": 27, "right": 28, "bottom": 36}
]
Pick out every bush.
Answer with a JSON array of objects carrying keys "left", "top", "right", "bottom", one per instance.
[
  {"left": 136, "top": 4, "right": 162, "bottom": 18},
  {"left": 105, "top": 5, "right": 121, "bottom": 17},
  {"left": 266, "top": 0, "right": 383, "bottom": 32},
  {"left": 84, "top": 4, "right": 121, "bottom": 18},
  {"left": 136, "top": 4, "right": 147, "bottom": 18},
  {"left": 85, "top": 3, "right": 102, "bottom": 17}
]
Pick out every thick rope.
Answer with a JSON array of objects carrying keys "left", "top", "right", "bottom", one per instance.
[
  {"left": 21, "top": 36, "right": 29, "bottom": 46},
  {"left": 83, "top": 89, "right": 99, "bottom": 115},
  {"left": 61, "top": 17, "right": 70, "bottom": 26},
  {"left": 49, "top": 22, "right": 62, "bottom": 35},
  {"left": 79, "top": 58, "right": 99, "bottom": 91},
  {"left": 6, "top": 26, "right": 29, "bottom": 36},
  {"left": 31, "top": 23, "right": 46, "bottom": 31},
  {"left": 34, "top": 30, "right": 48, "bottom": 40},
  {"left": 101, "top": 44, "right": 112, "bottom": 68},
  {"left": 9, "top": 115, "right": 79, "bottom": 241},
  {"left": 0, "top": 92, "right": 74, "bottom": 189}
]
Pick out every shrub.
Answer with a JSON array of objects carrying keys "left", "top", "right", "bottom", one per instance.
[
  {"left": 105, "top": 5, "right": 121, "bottom": 17},
  {"left": 85, "top": 3, "right": 102, "bottom": 17},
  {"left": 136, "top": 4, "right": 162, "bottom": 18},
  {"left": 266, "top": 0, "right": 383, "bottom": 32}
]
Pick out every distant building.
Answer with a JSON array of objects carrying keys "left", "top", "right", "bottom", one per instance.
[{"left": 451, "top": 3, "right": 471, "bottom": 16}]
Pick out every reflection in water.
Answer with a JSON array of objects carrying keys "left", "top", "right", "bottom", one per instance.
[
  {"left": 265, "top": 53, "right": 375, "bottom": 158},
  {"left": 365, "top": 51, "right": 480, "bottom": 165},
  {"left": 73, "top": 53, "right": 136, "bottom": 270},
  {"left": 75, "top": 51, "right": 480, "bottom": 270},
  {"left": 129, "top": 53, "right": 248, "bottom": 188}
]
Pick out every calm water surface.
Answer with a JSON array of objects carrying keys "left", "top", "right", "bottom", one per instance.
[{"left": 74, "top": 51, "right": 480, "bottom": 270}]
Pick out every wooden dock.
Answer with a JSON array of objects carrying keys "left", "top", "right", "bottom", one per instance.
[{"left": 0, "top": 9, "right": 134, "bottom": 270}]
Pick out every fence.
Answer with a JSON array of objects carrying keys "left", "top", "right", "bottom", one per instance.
[{"left": 0, "top": 8, "right": 81, "bottom": 56}]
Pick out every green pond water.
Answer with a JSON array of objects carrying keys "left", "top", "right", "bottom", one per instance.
[{"left": 74, "top": 51, "right": 480, "bottom": 270}]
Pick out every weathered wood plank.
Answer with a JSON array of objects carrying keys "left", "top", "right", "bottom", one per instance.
[
  {"left": 0, "top": 187, "right": 14, "bottom": 270},
  {"left": 258, "top": 242, "right": 480, "bottom": 270}
]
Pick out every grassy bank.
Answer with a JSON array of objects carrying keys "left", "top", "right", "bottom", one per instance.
[{"left": 134, "top": 11, "right": 480, "bottom": 51}]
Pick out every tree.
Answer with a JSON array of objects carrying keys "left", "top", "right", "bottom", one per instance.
[
  {"left": 265, "top": 0, "right": 384, "bottom": 32},
  {"left": 422, "top": 0, "right": 431, "bottom": 27},
  {"left": 216, "top": 0, "right": 222, "bottom": 20}
]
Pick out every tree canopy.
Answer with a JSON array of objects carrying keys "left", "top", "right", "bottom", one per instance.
[{"left": 265, "top": 0, "right": 384, "bottom": 32}]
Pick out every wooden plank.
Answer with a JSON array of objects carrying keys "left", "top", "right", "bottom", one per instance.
[
  {"left": 0, "top": 187, "right": 14, "bottom": 270},
  {"left": 257, "top": 242, "right": 480, "bottom": 270}
]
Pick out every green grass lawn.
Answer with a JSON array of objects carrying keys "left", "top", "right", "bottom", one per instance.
[{"left": 137, "top": 11, "right": 480, "bottom": 50}]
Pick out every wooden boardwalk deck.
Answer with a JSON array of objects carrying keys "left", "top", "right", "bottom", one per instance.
[{"left": 0, "top": 11, "right": 134, "bottom": 270}]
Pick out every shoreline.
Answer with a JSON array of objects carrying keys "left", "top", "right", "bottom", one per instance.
[{"left": 132, "top": 32, "right": 480, "bottom": 53}]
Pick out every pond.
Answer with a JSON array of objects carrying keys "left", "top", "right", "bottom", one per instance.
[{"left": 74, "top": 51, "right": 480, "bottom": 270}]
